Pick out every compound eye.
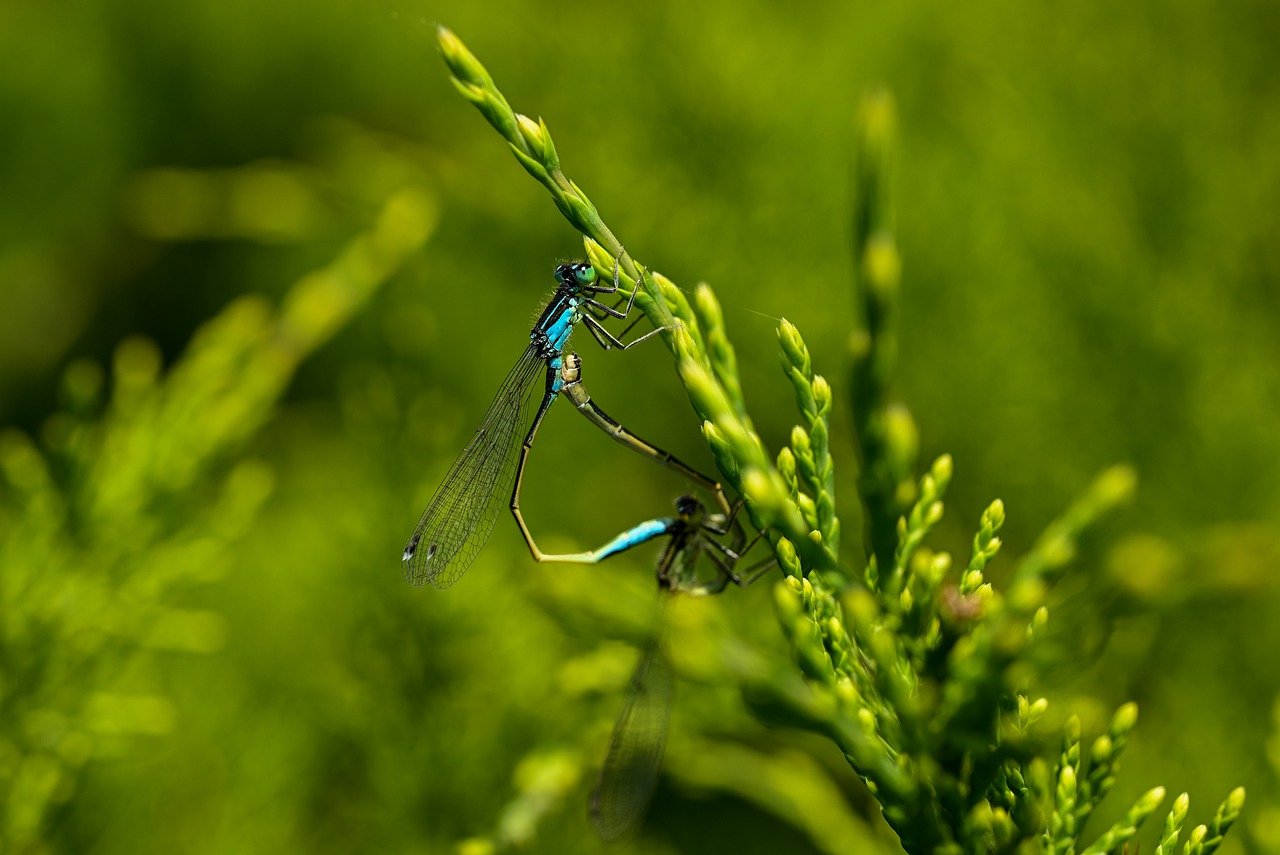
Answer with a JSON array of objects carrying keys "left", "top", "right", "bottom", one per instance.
[{"left": 573, "top": 264, "right": 597, "bottom": 285}]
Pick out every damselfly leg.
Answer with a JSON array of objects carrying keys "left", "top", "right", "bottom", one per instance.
[{"left": 583, "top": 254, "right": 667, "bottom": 349}]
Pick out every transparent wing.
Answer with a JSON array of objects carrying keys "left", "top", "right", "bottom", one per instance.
[
  {"left": 590, "top": 634, "right": 675, "bottom": 843},
  {"left": 402, "top": 344, "right": 545, "bottom": 588}
]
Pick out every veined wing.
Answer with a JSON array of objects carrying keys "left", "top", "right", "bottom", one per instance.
[
  {"left": 403, "top": 343, "right": 545, "bottom": 588},
  {"left": 590, "top": 634, "right": 675, "bottom": 843}
]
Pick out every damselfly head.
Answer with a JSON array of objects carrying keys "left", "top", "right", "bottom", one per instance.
[
  {"left": 554, "top": 261, "right": 597, "bottom": 289},
  {"left": 674, "top": 495, "right": 703, "bottom": 519}
]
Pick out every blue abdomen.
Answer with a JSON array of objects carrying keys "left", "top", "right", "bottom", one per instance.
[{"left": 596, "top": 518, "right": 673, "bottom": 559}]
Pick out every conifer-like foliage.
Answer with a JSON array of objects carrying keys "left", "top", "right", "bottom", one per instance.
[
  {"left": 0, "top": 190, "right": 434, "bottom": 848},
  {"left": 437, "top": 26, "right": 1245, "bottom": 854}
]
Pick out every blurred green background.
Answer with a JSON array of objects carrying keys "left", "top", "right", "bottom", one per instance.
[{"left": 2, "top": 0, "right": 1278, "bottom": 852}]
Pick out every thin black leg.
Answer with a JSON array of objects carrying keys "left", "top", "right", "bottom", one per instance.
[
  {"left": 583, "top": 313, "right": 665, "bottom": 351},
  {"left": 584, "top": 297, "right": 634, "bottom": 320},
  {"left": 617, "top": 315, "right": 645, "bottom": 341},
  {"left": 693, "top": 543, "right": 736, "bottom": 595},
  {"left": 736, "top": 554, "right": 779, "bottom": 587},
  {"left": 700, "top": 500, "right": 746, "bottom": 538}
]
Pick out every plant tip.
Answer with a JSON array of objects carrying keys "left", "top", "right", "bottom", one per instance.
[{"left": 1113, "top": 702, "right": 1139, "bottom": 732}]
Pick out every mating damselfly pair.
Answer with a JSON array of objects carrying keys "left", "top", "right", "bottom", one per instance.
[
  {"left": 402, "top": 258, "right": 774, "bottom": 840},
  {"left": 403, "top": 256, "right": 738, "bottom": 584}
]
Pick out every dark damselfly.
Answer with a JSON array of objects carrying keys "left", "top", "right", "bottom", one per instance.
[
  {"left": 581, "top": 495, "right": 776, "bottom": 842},
  {"left": 403, "top": 258, "right": 665, "bottom": 588}
]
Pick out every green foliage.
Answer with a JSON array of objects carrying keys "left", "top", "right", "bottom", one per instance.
[
  {"left": 1, "top": 3, "right": 1275, "bottom": 853},
  {"left": 0, "top": 189, "right": 432, "bottom": 848},
  {"left": 436, "top": 27, "right": 1249, "bottom": 854},
  {"left": 849, "top": 88, "right": 916, "bottom": 577}
]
